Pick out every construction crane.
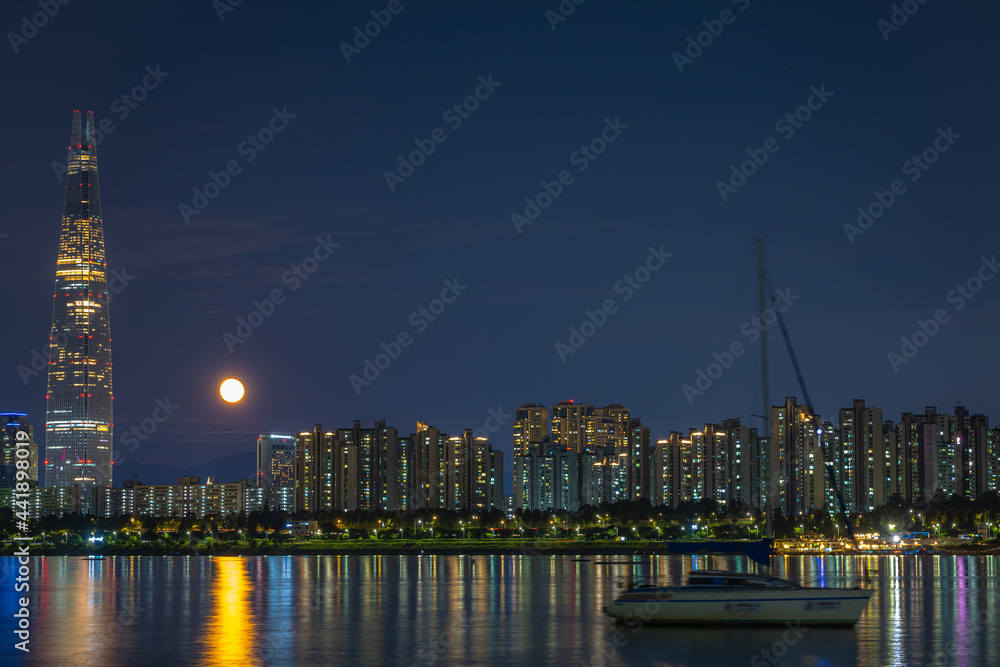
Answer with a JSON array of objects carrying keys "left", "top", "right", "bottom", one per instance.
[{"left": 755, "top": 238, "right": 856, "bottom": 546}]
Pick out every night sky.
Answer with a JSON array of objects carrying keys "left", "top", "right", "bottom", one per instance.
[{"left": 2, "top": 1, "right": 998, "bottom": 482}]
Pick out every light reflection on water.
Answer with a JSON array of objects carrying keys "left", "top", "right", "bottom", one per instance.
[{"left": 7, "top": 554, "right": 999, "bottom": 666}]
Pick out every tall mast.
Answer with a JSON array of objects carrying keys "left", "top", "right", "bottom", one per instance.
[{"left": 755, "top": 239, "right": 772, "bottom": 539}]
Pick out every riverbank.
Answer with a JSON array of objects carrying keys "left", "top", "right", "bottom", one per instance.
[
  {"left": 6, "top": 538, "right": 664, "bottom": 558},
  {"left": 6, "top": 537, "right": 997, "bottom": 558}
]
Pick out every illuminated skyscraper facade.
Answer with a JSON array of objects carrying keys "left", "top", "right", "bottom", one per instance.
[
  {"left": 513, "top": 403, "right": 548, "bottom": 455},
  {"left": 2, "top": 414, "right": 39, "bottom": 488},
  {"left": 45, "top": 111, "right": 114, "bottom": 510},
  {"left": 256, "top": 434, "right": 296, "bottom": 512}
]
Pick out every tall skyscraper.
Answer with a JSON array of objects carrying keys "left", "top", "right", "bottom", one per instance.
[
  {"left": 954, "top": 407, "right": 989, "bottom": 500},
  {"left": 652, "top": 433, "right": 682, "bottom": 508},
  {"left": 717, "top": 418, "right": 760, "bottom": 509},
  {"left": 412, "top": 422, "right": 444, "bottom": 510},
  {"left": 597, "top": 404, "right": 631, "bottom": 452},
  {"left": 550, "top": 400, "right": 594, "bottom": 452},
  {"left": 769, "top": 397, "right": 823, "bottom": 517},
  {"left": 45, "top": 111, "right": 114, "bottom": 511},
  {"left": 490, "top": 448, "right": 504, "bottom": 509},
  {"left": 549, "top": 401, "right": 631, "bottom": 454},
  {"left": 295, "top": 425, "right": 336, "bottom": 512},
  {"left": 257, "top": 434, "right": 296, "bottom": 488},
  {"left": 838, "top": 399, "right": 885, "bottom": 512},
  {"left": 628, "top": 418, "right": 650, "bottom": 501}
]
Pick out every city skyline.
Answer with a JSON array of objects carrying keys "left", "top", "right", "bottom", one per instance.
[
  {"left": 10, "top": 382, "right": 1000, "bottom": 495},
  {"left": 4, "top": 4, "right": 999, "bottom": 666},
  {"left": 2, "top": 2, "right": 998, "bottom": 482},
  {"left": 14, "top": 394, "right": 993, "bottom": 518}
]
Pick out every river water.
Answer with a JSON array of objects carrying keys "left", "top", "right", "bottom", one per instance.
[{"left": 2, "top": 553, "right": 997, "bottom": 666}]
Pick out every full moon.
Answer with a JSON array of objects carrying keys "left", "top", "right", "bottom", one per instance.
[{"left": 220, "top": 378, "right": 245, "bottom": 403}]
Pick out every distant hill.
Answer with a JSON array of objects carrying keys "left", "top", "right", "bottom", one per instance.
[{"left": 113, "top": 450, "right": 256, "bottom": 486}]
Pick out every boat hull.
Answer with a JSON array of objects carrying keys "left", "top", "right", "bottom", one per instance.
[{"left": 605, "top": 587, "right": 872, "bottom": 627}]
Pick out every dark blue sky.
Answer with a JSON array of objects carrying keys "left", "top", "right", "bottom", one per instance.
[{"left": 2, "top": 1, "right": 998, "bottom": 478}]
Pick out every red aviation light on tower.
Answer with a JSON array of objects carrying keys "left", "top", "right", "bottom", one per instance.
[{"left": 46, "top": 109, "right": 114, "bottom": 501}]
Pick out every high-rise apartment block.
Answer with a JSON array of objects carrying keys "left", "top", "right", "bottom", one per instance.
[
  {"left": 513, "top": 404, "right": 548, "bottom": 455},
  {"left": 256, "top": 434, "right": 296, "bottom": 512},
  {"left": 2, "top": 414, "right": 39, "bottom": 488}
]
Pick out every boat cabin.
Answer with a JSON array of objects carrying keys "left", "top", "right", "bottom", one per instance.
[{"left": 686, "top": 570, "right": 801, "bottom": 589}]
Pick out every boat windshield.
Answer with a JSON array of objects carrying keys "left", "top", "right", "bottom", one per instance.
[
  {"left": 754, "top": 577, "right": 801, "bottom": 588},
  {"left": 686, "top": 574, "right": 801, "bottom": 588}
]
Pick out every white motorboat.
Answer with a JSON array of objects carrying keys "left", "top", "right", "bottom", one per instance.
[{"left": 605, "top": 570, "right": 872, "bottom": 627}]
